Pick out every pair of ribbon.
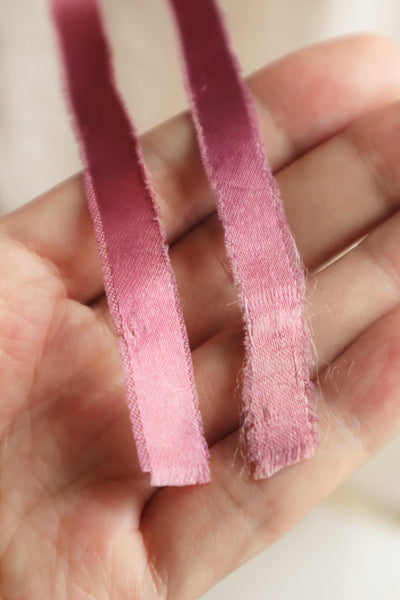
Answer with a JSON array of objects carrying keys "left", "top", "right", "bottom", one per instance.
[{"left": 50, "top": 0, "right": 317, "bottom": 486}]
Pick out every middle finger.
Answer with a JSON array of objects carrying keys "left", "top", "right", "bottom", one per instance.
[{"left": 94, "top": 100, "right": 400, "bottom": 349}]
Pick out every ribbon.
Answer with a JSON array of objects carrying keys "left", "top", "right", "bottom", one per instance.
[
  {"left": 169, "top": 0, "right": 318, "bottom": 477},
  {"left": 50, "top": 0, "right": 210, "bottom": 486}
]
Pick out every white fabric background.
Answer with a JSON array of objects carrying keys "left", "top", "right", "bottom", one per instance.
[{"left": 0, "top": 1, "right": 399, "bottom": 598}]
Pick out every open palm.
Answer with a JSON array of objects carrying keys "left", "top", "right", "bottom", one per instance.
[{"left": 1, "top": 35, "right": 400, "bottom": 599}]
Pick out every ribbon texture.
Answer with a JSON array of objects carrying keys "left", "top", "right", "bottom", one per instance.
[
  {"left": 50, "top": 0, "right": 210, "bottom": 486},
  {"left": 169, "top": 0, "right": 318, "bottom": 477}
]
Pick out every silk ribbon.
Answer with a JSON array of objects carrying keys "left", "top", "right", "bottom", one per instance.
[
  {"left": 50, "top": 0, "right": 210, "bottom": 486},
  {"left": 169, "top": 0, "right": 318, "bottom": 477}
]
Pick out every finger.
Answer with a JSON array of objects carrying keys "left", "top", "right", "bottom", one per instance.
[
  {"left": 163, "top": 100, "right": 400, "bottom": 349},
  {"left": 94, "top": 97, "right": 400, "bottom": 348},
  {"left": 280, "top": 99, "right": 400, "bottom": 270},
  {"left": 305, "top": 208, "right": 400, "bottom": 372},
  {"left": 188, "top": 205, "right": 400, "bottom": 446},
  {"left": 141, "top": 306, "right": 400, "bottom": 600},
  {"left": 2, "top": 35, "right": 400, "bottom": 302}
]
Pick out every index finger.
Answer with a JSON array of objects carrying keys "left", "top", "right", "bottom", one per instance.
[{"left": 2, "top": 34, "right": 400, "bottom": 302}]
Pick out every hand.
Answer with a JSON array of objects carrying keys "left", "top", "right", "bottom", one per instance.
[{"left": 1, "top": 34, "right": 400, "bottom": 600}]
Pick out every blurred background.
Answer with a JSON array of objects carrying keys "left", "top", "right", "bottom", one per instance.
[{"left": 0, "top": 1, "right": 399, "bottom": 598}]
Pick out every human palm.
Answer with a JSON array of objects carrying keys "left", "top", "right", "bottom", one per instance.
[{"left": 1, "top": 35, "right": 400, "bottom": 599}]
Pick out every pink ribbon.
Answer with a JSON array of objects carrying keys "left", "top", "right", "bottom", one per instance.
[
  {"left": 50, "top": 0, "right": 317, "bottom": 486},
  {"left": 50, "top": 0, "right": 210, "bottom": 486},
  {"left": 169, "top": 0, "right": 318, "bottom": 477}
]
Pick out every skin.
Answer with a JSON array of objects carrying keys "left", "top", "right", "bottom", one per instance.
[{"left": 1, "top": 33, "right": 400, "bottom": 599}]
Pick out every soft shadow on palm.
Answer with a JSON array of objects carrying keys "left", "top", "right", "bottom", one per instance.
[{"left": 1, "top": 35, "right": 400, "bottom": 600}]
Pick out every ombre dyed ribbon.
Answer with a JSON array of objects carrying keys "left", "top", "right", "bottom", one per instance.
[
  {"left": 169, "top": 0, "right": 318, "bottom": 477},
  {"left": 50, "top": 0, "right": 210, "bottom": 486}
]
